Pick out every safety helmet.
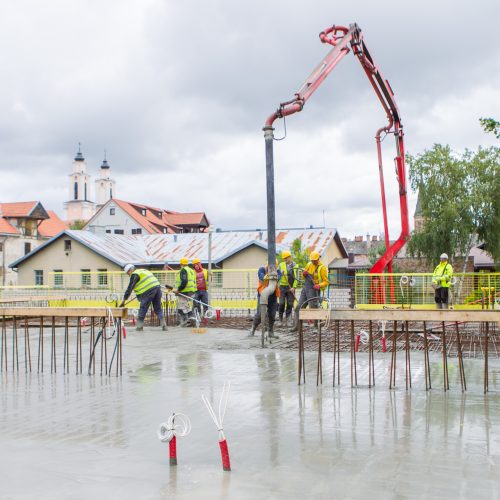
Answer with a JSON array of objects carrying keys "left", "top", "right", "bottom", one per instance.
[
  {"left": 123, "top": 264, "right": 135, "bottom": 273},
  {"left": 282, "top": 250, "right": 291, "bottom": 259},
  {"left": 310, "top": 251, "right": 320, "bottom": 261},
  {"left": 440, "top": 253, "right": 448, "bottom": 260},
  {"left": 180, "top": 257, "right": 189, "bottom": 265},
  {"left": 192, "top": 258, "right": 200, "bottom": 264}
]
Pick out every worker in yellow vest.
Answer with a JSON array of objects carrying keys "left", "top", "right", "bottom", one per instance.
[
  {"left": 278, "top": 250, "right": 299, "bottom": 326},
  {"left": 432, "top": 253, "right": 453, "bottom": 309},
  {"left": 192, "top": 257, "right": 209, "bottom": 317},
  {"left": 290, "top": 251, "right": 328, "bottom": 332},
  {"left": 173, "top": 257, "right": 197, "bottom": 326},
  {"left": 120, "top": 264, "right": 167, "bottom": 331}
]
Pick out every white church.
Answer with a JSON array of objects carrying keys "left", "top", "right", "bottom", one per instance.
[{"left": 64, "top": 145, "right": 116, "bottom": 222}]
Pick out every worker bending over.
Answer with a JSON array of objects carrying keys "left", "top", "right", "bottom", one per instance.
[
  {"left": 432, "top": 253, "right": 453, "bottom": 309},
  {"left": 278, "top": 250, "right": 298, "bottom": 326},
  {"left": 192, "top": 257, "right": 209, "bottom": 318},
  {"left": 249, "top": 262, "right": 281, "bottom": 339},
  {"left": 290, "top": 251, "right": 328, "bottom": 332},
  {"left": 173, "top": 257, "right": 197, "bottom": 326},
  {"left": 120, "top": 264, "right": 167, "bottom": 331}
]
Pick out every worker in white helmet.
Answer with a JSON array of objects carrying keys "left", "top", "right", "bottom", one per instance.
[
  {"left": 432, "top": 253, "right": 453, "bottom": 309},
  {"left": 120, "top": 264, "right": 167, "bottom": 331}
]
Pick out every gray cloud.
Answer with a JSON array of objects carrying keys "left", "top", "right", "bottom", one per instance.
[{"left": 0, "top": 0, "right": 498, "bottom": 239}]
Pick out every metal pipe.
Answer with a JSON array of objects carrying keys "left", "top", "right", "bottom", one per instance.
[{"left": 260, "top": 124, "right": 278, "bottom": 309}]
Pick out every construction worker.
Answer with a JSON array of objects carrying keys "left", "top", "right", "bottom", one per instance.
[
  {"left": 120, "top": 264, "right": 167, "bottom": 331},
  {"left": 192, "top": 257, "right": 209, "bottom": 317},
  {"left": 290, "top": 251, "right": 329, "bottom": 332},
  {"left": 432, "top": 253, "right": 453, "bottom": 309},
  {"left": 173, "top": 257, "right": 197, "bottom": 326},
  {"left": 278, "top": 250, "right": 299, "bottom": 326},
  {"left": 249, "top": 262, "right": 281, "bottom": 339}
]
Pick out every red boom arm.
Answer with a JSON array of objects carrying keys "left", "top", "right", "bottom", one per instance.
[{"left": 265, "top": 24, "right": 410, "bottom": 274}]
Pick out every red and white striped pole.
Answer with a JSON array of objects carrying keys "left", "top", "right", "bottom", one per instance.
[
  {"left": 202, "top": 381, "right": 232, "bottom": 471},
  {"left": 157, "top": 413, "right": 191, "bottom": 467}
]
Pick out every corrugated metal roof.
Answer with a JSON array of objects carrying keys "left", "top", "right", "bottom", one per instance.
[{"left": 9, "top": 228, "right": 341, "bottom": 268}]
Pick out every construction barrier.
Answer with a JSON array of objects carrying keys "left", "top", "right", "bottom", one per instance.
[{"left": 1, "top": 271, "right": 498, "bottom": 314}]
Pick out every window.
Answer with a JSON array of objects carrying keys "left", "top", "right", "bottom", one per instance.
[
  {"left": 53, "top": 269, "right": 63, "bottom": 287},
  {"left": 64, "top": 240, "right": 72, "bottom": 251},
  {"left": 131, "top": 228, "right": 142, "bottom": 235},
  {"left": 98, "top": 269, "right": 108, "bottom": 286},
  {"left": 81, "top": 269, "right": 91, "bottom": 287},
  {"left": 110, "top": 208, "right": 115, "bottom": 215},
  {"left": 141, "top": 209, "right": 147, "bottom": 216},
  {"left": 24, "top": 242, "right": 31, "bottom": 255},
  {"left": 74, "top": 181, "right": 78, "bottom": 200},
  {"left": 114, "top": 229, "right": 124, "bottom": 235},
  {"left": 163, "top": 228, "right": 168, "bottom": 234},
  {"left": 213, "top": 272, "right": 223, "bottom": 288},
  {"left": 0, "top": 242, "right": 3, "bottom": 252},
  {"left": 105, "top": 230, "right": 111, "bottom": 234},
  {"left": 34, "top": 270, "right": 43, "bottom": 286}
]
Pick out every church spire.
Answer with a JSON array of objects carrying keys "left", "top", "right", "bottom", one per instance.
[{"left": 74, "top": 142, "right": 85, "bottom": 162}]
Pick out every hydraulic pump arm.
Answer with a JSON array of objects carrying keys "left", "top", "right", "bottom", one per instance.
[{"left": 264, "top": 24, "right": 409, "bottom": 273}]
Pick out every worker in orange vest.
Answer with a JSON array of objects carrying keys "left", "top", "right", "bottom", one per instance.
[{"left": 248, "top": 263, "right": 281, "bottom": 338}]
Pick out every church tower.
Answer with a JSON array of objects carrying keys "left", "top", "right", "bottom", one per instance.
[
  {"left": 64, "top": 144, "right": 96, "bottom": 222},
  {"left": 95, "top": 152, "right": 116, "bottom": 208}
]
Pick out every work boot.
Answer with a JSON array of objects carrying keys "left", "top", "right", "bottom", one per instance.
[
  {"left": 247, "top": 328, "right": 256, "bottom": 338},
  {"left": 160, "top": 318, "right": 167, "bottom": 331},
  {"left": 268, "top": 326, "right": 279, "bottom": 339},
  {"left": 136, "top": 319, "right": 144, "bottom": 332}
]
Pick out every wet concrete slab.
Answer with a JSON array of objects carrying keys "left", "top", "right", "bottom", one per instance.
[{"left": 1, "top": 325, "right": 500, "bottom": 499}]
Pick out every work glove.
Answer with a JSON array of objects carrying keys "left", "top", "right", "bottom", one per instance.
[
  {"left": 313, "top": 284, "right": 320, "bottom": 291},
  {"left": 302, "top": 271, "right": 309, "bottom": 277},
  {"left": 119, "top": 301, "right": 125, "bottom": 308}
]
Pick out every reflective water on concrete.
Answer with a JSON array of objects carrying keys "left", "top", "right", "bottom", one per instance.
[{"left": 1, "top": 326, "right": 500, "bottom": 499}]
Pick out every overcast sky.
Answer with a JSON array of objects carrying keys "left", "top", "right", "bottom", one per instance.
[{"left": 0, "top": 0, "right": 498, "bottom": 239}]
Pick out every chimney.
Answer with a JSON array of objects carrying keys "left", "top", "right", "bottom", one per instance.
[
  {"left": 354, "top": 235, "right": 363, "bottom": 242},
  {"left": 341, "top": 237, "right": 347, "bottom": 243},
  {"left": 372, "top": 235, "right": 378, "bottom": 242}
]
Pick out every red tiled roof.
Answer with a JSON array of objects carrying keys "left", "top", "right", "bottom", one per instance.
[
  {"left": 163, "top": 212, "right": 207, "bottom": 226},
  {"left": 0, "top": 201, "right": 38, "bottom": 217},
  {"left": 112, "top": 199, "right": 178, "bottom": 234},
  {"left": 0, "top": 218, "right": 18, "bottom": 235},
  {"left": 38, "top": 211, "right": 69, "bottom": 237}
]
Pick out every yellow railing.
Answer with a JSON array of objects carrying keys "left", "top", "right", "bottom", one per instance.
[{"left": 355, "top": 272, "right": 500, "bottom": 309}]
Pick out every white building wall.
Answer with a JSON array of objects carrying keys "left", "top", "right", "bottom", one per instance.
[
  {"left": 0, "top": 235, "right": 48, "bottom": 286},
  {"left": 85, "top": 202, "right": 144, "bottom": 235}
]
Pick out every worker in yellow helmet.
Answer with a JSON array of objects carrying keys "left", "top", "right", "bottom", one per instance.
[
  {"left": 120, "top": 264, "right": 167, "bottom": 331},
  {"left": 192, "top": 257, "right": 209, "bottom": 317},
  {"left": 290, "top": 251, "right": 329, "bottom": 332},
  {"left": 278, "top": 250, "right": 299, "bottom": 326},
  {"left": 173, "top": 257, "right": 197, "bottom": 326}
]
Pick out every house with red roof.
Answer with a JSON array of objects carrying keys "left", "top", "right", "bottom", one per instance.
[
  {"left": 83, "top": 198, "right": 209, "bottom": 235},
  {"left": 0, "top": 202, "right": 68, "bottom": 285}
]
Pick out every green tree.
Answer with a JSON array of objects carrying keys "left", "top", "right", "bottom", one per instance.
[
  {"left": 69, "top": 219, "right": 87, "bottom": 230},
  {"left": 407, "top": 144, "right": 499, "bottom": 266},
  {"left": 480, "top": 117, "right": 500, "bottom": 139}
]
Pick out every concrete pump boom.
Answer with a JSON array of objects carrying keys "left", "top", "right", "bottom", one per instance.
[{"left": 263, "top": 23, "right": 410, "bottom": 275}]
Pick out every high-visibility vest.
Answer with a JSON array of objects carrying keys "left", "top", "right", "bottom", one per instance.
[
  {"left": 305, "top": 261, "right": 328, "bottom": 291},
  {"left": 278, "top": 261, "right": 298, "bottom": 288},
  {"left": 195, "top": 268, "right": 209, "bottom": 291},
  {"left": 257, "top": 275, "right": 280, "bottom": 297},
  {"left": 132, "top": 269, "right": 160, "bottom": 296},
  {"left": 432, "top": 262, "right": 453, "bottom": 288},
  {"left": 176, "top": 266, "right": 197, "bottom": 293}
]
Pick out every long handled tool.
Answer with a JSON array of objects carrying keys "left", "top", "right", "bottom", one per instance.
[{"left": 164, "top": 284, "right": 220, "bottom": 323}]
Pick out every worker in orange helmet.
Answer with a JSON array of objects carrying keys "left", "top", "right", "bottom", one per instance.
[{"left": 290, "top": 250, "right": 329, "bottom": 332}]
